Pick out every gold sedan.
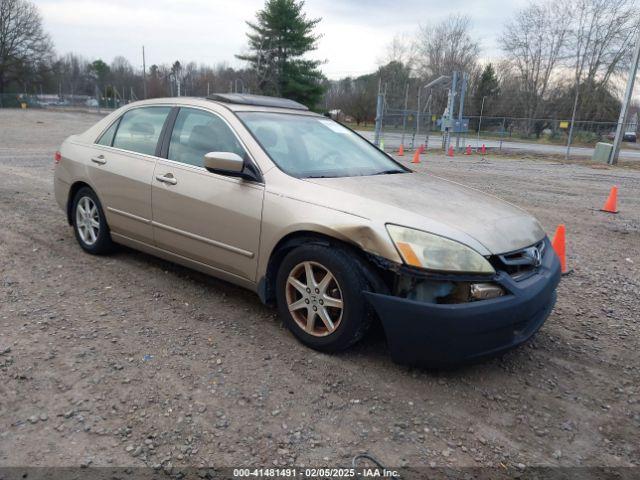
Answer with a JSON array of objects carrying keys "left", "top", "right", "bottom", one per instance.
[{"left": 54, "top": 94, "right": 560, "bottom": 366}]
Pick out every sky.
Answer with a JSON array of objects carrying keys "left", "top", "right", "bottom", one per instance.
[{"left": 36, "top": 0, "right": 530, "bottom": 79}]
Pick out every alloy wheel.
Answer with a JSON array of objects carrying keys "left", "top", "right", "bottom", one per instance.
[
  {"left": 285, "top": 261, "right": 344, "bottom": 337},
  {"left": 75, "top": 196, "right": 100, "bottom": 246}
]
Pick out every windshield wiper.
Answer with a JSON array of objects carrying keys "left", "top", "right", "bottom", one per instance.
[
  {"left": 373, "top": 169, "right": 405, "bottom": 175},
  {"left": 305, "top": 170, "right": 404, "bottom": 178}
]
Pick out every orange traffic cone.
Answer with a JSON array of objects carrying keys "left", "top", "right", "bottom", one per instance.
[
  {"left": 481, "top": 144, "right": 486, "bottom": 155},
  {"left": 552, "top": 224, "right": 569, "bottom": 274},
  {"left": 411, "top": 149, "right": 421, "bottom": 164},
  {"left": 600, "top": 186, "right": 619, "bottom": 214},
  {"left": 447, "top": 146, "right": 454, "bottom": 157},
  {"left": 398, "top": 144, "right": 404, "bottom": 156},
  {"left": 464, "top": 145, "right": 472, "bottom": 155}
]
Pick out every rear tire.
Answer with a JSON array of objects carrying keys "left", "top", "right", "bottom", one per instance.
[
  {"left": 71, "top": 187, "right": 114, "bottom": 255},
  {"left": 275, "top": 244, "right": 377, "bottom": 352}
]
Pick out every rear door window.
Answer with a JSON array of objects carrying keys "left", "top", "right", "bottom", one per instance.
[{"left": 112, "top": 107, "right": 171, "bottom": 156}]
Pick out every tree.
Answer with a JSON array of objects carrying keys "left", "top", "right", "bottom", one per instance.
[
  {"left": 335, "top": 74, "right": 377, "bottom": 126},
  {"left": 379, "top": 33, "right": 416, "bottom": 71},
  {"left": 88, "top": 59, "right": 110, "bottom": 92},
  {"left": 147, "top": 64, "right": 169, "bottom": 98},
  {"left": 473, "top": 63, "right": 500, "bottom": 115},
  {"left": 565, "top": 0, "right": 638, "bottom": 127},
  {"left": 171, "top": 60, "right": 183, "bottom": 96},
  {"left": 109, "top": 56, "right": 137, "bottom": 100},
  {"left": 413, "top": 15, "right": 480, "bottom": 118},
  {"left": 416, "top": 15, "right": 480, "bottom": 79},
  {"left": 0, "top": 0, "right": 53, "bottom": 93},
  {"left": 55, "top": 53, "right": 91, "bottom": 97},
  {"left": 376, "top": 61, "right": 412, "bottom": 111},
  {"left": 552, "top": 81, "right": 620, "bottom": 121},
  {"left": 501, "top": 1, "right": 570, "bottom": 134},
  {"left": 237, "top": 0, "right": 325, "bottom": 108}
]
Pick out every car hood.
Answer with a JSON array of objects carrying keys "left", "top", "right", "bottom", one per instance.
[{"left": 303, "top": 172, "right": 545, "bottom": 255}]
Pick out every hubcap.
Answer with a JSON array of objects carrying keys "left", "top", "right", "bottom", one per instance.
[
  {"left": 285, "top": 261, "right": 343, "bottom": 337},
  {"left": 75, "top": 196, "right": 100, "bottom": 246}
]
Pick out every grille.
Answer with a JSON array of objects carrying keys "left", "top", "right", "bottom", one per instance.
[{"left": 490, "top": 240, "right": 546, "bottom": 280}]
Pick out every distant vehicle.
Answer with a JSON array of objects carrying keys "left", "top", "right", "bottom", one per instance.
[
  {"left": 85, "top": 98, "right": 99, "bottom": 107},
  {"left": 53, "top": 94, "right": 561, "bottom": 367},
  {"left": 606, "top": 131, "right": 637, "bottom": 142}
]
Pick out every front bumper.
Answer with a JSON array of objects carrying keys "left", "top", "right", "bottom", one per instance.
[{"left": 364, "top": 241, "right": 561, "bottom": 367}]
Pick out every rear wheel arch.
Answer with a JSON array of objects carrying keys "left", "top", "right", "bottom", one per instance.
[
  {"left": 66, "top": 181, "right": 94, "bottom": 225},
  {"left": 258, "top": 231, "right": 387, "bottom": 306}
]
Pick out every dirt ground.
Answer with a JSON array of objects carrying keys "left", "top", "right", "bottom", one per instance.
[{"left": 0, "top": 109, "right": 639, "bottom": 473}]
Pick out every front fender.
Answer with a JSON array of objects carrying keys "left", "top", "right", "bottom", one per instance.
[{"left": 257, "top": 190, "right": 402, "bottom": 285}]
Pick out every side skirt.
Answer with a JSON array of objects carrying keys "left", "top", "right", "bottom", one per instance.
[{"left": 110, "top": 232, "right": 258, "bottom": 293}]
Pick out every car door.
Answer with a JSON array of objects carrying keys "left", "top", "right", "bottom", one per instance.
[
  {"left": 151, "top": 107, "right": 264, "bottom": 282},
  {"left": 88, "top": 106, "right": 172, "bottom": 243}
]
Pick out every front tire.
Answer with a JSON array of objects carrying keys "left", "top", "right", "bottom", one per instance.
[
  {"left": 71, "top": 187, "right": 114, "bottom": 254},
  {"left": 276, "top": 244, "right": 376, "bottom": 352}
]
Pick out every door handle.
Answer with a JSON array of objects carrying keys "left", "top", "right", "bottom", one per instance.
[
  {"left": 155, "top": 174, "right": 177, "bottom": 185},
  {"left": 91, "top": 155, "right": 106, "bottom": 165}
]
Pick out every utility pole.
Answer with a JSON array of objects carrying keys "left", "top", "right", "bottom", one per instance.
[
  {"left": 373, "top": 78, "right": 384, "bottom": 147},
  {"left": 142, "top": 46, "right": 147, "bottom": 99},
  {"left": 610, "top": 28, "right": 640, "bottom": 165},
  {"left": 444, "top": 71, "right": 458, "bottom": 152},
  {"left": 455, "top": 72, "right": 468, "bottom": 150},
  {"left": 476, "top": 96, "right": 486, "bottom": 150},
  {"left": 416, "top": 86, "right": 422, "bottom": 148},
  {"left": 424, "top": 92, "right": 432, "bottom": 149},
  {"left": 565, "top": 86, "right": 580, "bottom": 160},
  {"left": 400, "top": 83, "right": 409, "bottom": 147}
]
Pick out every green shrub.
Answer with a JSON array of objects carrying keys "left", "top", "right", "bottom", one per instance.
[{"left": 574, "top": 131, "right": 600, "bottom": 144}]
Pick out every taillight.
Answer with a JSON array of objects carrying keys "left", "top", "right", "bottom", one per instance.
[{"left": 54, "top": 151, "right": 62, "bottom": 165}]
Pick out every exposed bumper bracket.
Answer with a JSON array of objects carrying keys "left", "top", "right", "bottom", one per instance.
[{"left": 364, "top": 242, "right": 561, "bottom": 367}]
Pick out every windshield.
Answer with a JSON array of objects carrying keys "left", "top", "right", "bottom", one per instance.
[{"left": 236, "top": 112, "right": 407, "bottom": 178}]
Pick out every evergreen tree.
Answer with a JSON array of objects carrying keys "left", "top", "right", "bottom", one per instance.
[
  {"left": 474, "top": 63, "right": 500, "bottom": 115},
  {"left": 88, "top": 59, "right": 110, "bottom": 91},
  {"left": 237, "top": 0, "right": 325, "bottom": 108},
  {"left": 377, "top": 61, "right": 411, "bottom": 110}
]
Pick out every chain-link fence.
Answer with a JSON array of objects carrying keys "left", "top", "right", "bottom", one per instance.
[
  {"left": 3, "top": 92, "right": 637, "bottom": 159},
  {"left": 0, "top": 92, "right": 129, "bottom": 112},
  {"left": 367, "top": 107, "right": 638, "bottom": 159}
]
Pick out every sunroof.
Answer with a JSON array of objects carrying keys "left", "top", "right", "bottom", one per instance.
[{"left": 207, "top": 93, "right": 308, "bottom": 111}]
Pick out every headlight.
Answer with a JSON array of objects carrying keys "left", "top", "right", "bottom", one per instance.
[{"left": 386, "top": 225, "right": 495, "bottom": 274}]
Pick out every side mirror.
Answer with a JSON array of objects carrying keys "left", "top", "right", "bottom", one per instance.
[{"left": 203, "top": 152, "right": 244, "bottom": 174}]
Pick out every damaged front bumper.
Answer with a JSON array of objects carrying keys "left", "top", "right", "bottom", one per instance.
[{"left": 364, "top": 239, "right": 561, "bottom": 367}]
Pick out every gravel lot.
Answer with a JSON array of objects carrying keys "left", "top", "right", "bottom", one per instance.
[{"left": 0, "top": 109, "right": 639, "bottom": 473}]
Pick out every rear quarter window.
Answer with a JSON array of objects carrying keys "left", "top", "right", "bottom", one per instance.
[{"left": 95, "top": 119, "right": 120, "bottom": 146}]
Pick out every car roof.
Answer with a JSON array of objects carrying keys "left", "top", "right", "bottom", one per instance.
[
  {"left": 207, "top": 93, "right": 308, "bottom": 111},
  {"left": 119, "top": 96, "right": 319, "bottom": 116}
]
